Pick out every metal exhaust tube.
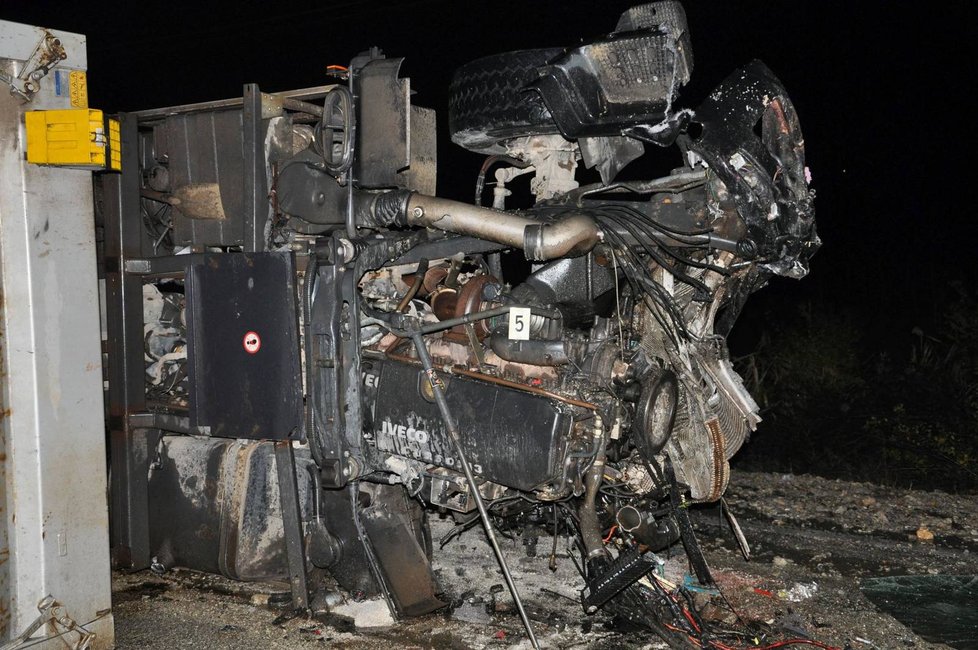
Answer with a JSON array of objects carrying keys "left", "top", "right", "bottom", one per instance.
[{"left": 403, "top": 193, "right": 601, "bottom": 261}]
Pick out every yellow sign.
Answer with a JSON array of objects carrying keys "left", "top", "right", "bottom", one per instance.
[{"left": 69, "top": 71, "right": 88, "bottom": 108}]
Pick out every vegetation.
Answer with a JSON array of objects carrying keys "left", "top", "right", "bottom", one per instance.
[{"left": 731, "top": 287, "right": 978, "bottom": 493}]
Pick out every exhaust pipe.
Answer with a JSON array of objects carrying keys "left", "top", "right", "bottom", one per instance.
[
  {"left": 359, "top": 190, "right": 602, "bottom": 261},
  {"left": 406, "top": 194, "right": 600, "bottom": 261}
]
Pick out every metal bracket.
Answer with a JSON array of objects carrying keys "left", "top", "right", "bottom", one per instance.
[
  {"left": 274, "top": 441, "right": 310, "bottom": 610},
  {"left": 463, "top": 322, "right": 488, "bottom": 369},
  {"left": 0, "top": 595, "right": 94, "bottom": 650},
  {"left": 1, "top": 30, "right": 67, "bottom": 102}
]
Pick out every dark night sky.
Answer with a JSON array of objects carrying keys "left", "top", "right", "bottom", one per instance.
[{"left": 4, "top": 1, "right": 974, "bottom": 350}]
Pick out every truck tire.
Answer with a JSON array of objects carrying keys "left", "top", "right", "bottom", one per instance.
[{"left": 448, "top": 48, "right": 564, "bottom": 153}]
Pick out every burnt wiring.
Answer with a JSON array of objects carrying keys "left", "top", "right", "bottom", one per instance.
[
  {"left": 586, "top": 523, "right": 847, "bottom": 650},
  {"left": 564, "top": 439, "right": 840, "bottom": 650},
  {"left": 593, "top": 209, "right": 712, "bottom": 298},
  {"left": 598, "top": 566, "right": 843, "bottom": 650},
  {"left": 437, "top": 489, "right": 584, "bottom": 550},
  {"left": 595, "top": 203, "right": 733, "bottom": 276},
  {"left": 600, "top": 228, "right": 688, "bottom": 350},
  {"left": 140, "top": 198, "right": 173, "bottom": 252}
]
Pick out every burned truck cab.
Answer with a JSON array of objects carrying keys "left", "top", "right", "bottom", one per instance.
[{"left": 100, "top": 2, "right": 816, "bottom": 642}]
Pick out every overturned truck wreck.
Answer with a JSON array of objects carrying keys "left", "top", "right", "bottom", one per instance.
[{"left": 102, "top": 2, "right": 817, "bottom": 646}]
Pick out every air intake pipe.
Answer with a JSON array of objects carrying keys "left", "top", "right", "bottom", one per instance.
[
  {"left": 489, "top": 330, "right": 573, "bottom": 366},
  {"left": 359, "top": 190, "right": 602, "bottom": 261}
]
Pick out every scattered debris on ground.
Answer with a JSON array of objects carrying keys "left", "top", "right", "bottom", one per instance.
[{"left": 111, "top": 470, "right": 977, "bottom": 649}]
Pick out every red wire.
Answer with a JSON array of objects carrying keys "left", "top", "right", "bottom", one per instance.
[
  {"left": 602, "top": 525, "right": 618, "bottom": 543},
  {"left": 681, "top": 606, "right": 701, "bottom": 633},
  {"left": 661, "top": 583, "right": 842, "bottom": 650},
  {"left": 754, "top": 640, "right": 842, "bottom": 650}
]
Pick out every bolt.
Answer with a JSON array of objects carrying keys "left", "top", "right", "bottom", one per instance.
[
  {"left": 412, "top": 206, "right": 424, "bottom": 219},
  {"left": 315, "top": 192, "right": 326, "bottom": 205},
  {"left": 337, "top": 238, "right": 356, "bottom": 263}
]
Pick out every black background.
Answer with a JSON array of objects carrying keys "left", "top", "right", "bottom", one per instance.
[{"left": 4, "top": 0, "right": 973, "bottom": 379}]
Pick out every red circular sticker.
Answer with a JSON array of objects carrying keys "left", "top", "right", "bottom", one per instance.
[{"left": 243, "top": 331, "right": 261, "bottom": 354}]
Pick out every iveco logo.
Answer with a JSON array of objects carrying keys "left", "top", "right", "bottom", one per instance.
[{"left": 381, "top": 419, "right": 429, "bottom": 444}]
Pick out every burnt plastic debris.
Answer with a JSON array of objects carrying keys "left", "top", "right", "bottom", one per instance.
[{"left": 581, "top": 548, "right": 661, "bottom": 613}]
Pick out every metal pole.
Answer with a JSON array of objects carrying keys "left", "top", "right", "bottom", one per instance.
[
  {"left": 274, "top": 441, "right": 310, "bottom": 609},
  {"left": 408, "top": 332, "right": 540, "bottom": 649}
]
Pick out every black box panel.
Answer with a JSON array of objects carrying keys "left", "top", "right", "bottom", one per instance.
[{"left": 187, "top": 252, "right": 301, "bottom": 439}]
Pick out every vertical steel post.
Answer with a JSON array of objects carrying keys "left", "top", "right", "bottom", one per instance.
[
  {"left": 102, "top": 112, "right": 153, "bottom": 570},
  {"left": 243, "top": 84, "right": 266, "bottom": 253}
]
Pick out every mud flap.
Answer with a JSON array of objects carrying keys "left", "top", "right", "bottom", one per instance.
[
  {"left": 320, "top": 482, "right": 445, "bottom": 617},
  {"left": 360, "top": 488, "right": 446, "bottom": 617}
]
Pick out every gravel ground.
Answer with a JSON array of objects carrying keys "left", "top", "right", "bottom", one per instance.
[{"left": 111, "top": 470, "right": 978, "bottom": 649}]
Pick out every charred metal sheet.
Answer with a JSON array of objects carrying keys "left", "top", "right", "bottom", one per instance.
[
  {"left": 402, "top": 105, "right": 437, "bottom": 195},
  {"left": 186, "top": 252, "right": 301, "bottom": 439},
  {"left": 156, "top": 109, "right": 247, "bottom": 246},
  {"left": 148, "top": 436, "right": 228, "bottom": 576},
  {"left": 579, "top": 135, "right": 645, "bottom": 185},
  {"left": 355, "top": 58, "right": 409, "bottom": 188},
  {"left": 276, "top": 150, "right": 347, "bottom": 225},
  {"left": 529, "top": 14, "right": 691, "bottom": 140},
  {"left": 148, "top": 436, "right": 315, "bottom": 581},
  {"left": 359, "top": 484, "right": 446, "bottom": 617},
  {"left": 316, "top": 485, "right": 383, "bottom": 598},
  {"left": 683, "top": 60, "right": 818, "bottom": 277}
]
